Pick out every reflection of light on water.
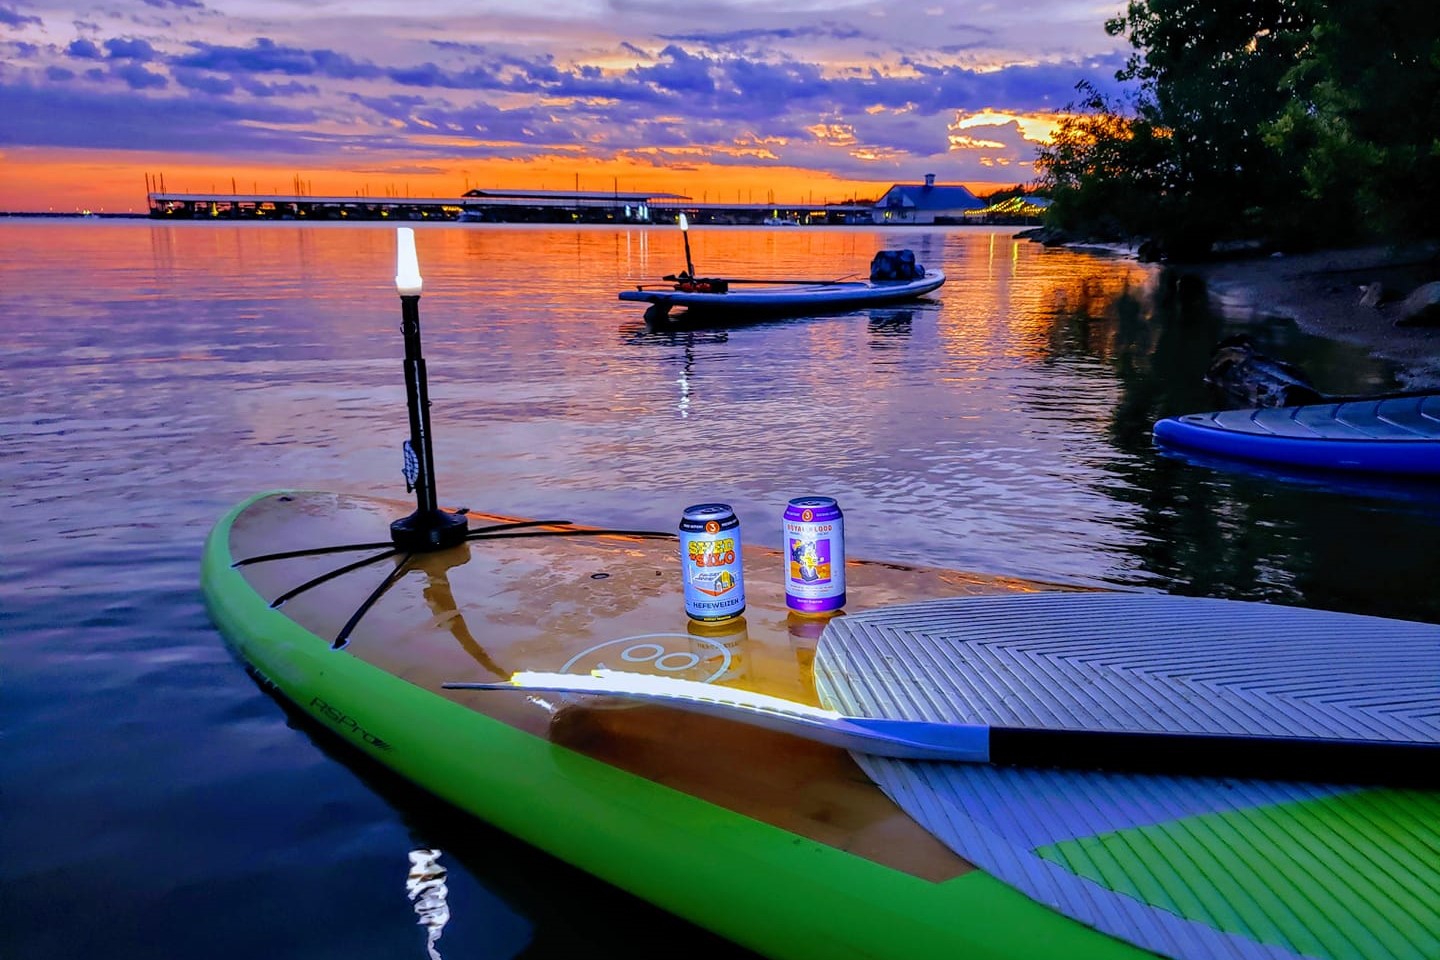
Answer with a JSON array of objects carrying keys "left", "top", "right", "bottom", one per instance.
[
  {"left": 407, "top": 848, "right": 450, "bottom": 960},
  {"left": 676, "top": 334, "right": 695, "bottom": 419}
]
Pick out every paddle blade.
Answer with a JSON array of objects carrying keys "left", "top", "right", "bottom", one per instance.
[{"left": 444, "top": 669, "right": 990, "bottom": 761}]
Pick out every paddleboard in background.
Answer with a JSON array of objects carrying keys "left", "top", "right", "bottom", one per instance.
[
  {"left": 1153, "top": 394, "right": 1440, "bottom": 476},
  {"left": 619, "top": 216, "right": 944, "bottom": 321},
  {"left": 203, "top": 490, "right": 1440, "bottom": 960},
  {"left": 619, "top": 271, "right": 945, "bottom": 321}
]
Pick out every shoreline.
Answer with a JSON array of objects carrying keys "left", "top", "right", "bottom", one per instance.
[{"left": 1163, "top": 244, "right": 1440, "bottom": 390}]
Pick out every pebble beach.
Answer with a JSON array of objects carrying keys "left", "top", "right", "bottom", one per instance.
[{"left": 1176, "top": 243, "right": 1440, "bottom": 390}]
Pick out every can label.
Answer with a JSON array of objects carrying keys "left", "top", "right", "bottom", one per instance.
[
  {"left": 783, "top": 497, "right": 845, "bottom": 614},
  {"left": 679, "top": 503, "right": 745, "bottom": 622}
]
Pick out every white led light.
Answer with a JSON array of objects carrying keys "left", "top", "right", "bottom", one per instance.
[{"left": 395, "top": 227, "right": 423, "bottom": 295}]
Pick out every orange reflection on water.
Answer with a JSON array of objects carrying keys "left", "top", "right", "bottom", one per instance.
[{"left": 932, "top": 232, "right": 1155, "bottom": 370}]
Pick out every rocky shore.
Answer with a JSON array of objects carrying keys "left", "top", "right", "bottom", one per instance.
[
  {"left": 1172, "top": 244, "right": 1440, "bottom": 390},
  {"left": 1027, "top": 225, "right": 1440, "bottom": 391}
]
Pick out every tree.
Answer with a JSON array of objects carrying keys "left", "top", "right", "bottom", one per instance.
[
  {"left": 1035, "top": 82, "right": 1170, "bottom": 242},
  {"left": 1270, "top": 0, "right": 1440, "bottom": 241},
  {"left": 1036, "top": 0, "right": 1439, "bottom": 253},
  {"left": 1104, "top": 0, "right": 1316, "bottom": 253}
]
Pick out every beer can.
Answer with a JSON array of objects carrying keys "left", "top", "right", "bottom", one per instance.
[
  {"left": 783, "top": 496, "right": 845, "bottom": 614},
  {"left": 679, "top": 503, "right": 746, "bottom": 622}
]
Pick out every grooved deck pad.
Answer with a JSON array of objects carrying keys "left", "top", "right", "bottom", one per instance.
[{"left": 813, "top": 593, "right": 1440, "bottom": 960}]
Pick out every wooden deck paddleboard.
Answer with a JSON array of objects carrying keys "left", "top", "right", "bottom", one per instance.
[
  {"left": 202, "top": 490, "right": 1440, "bottom": 960},
  {"left": 202, "top": 489, "right": 1139, "bottom": 960}
]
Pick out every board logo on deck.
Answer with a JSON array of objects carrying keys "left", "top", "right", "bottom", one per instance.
[
  {"left": 310, "top": 696, "right": 392, "bottom": 751},
  {"left": 561, "top": 633, "right": 735, "bottom": 684}
]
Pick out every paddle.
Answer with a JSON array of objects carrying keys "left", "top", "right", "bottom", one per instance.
[
  {"left": 444, "top": 669, "right": 1440, "bottom": 787},
  {"left": 659, "top": 274, "right": 864, "bottom": 286},
  {"left": 659, "top": 215, "right": 865, "bottom": 288}
]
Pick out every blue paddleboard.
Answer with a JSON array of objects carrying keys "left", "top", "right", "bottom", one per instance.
[{"left": 1153, "top": 394, "right": 1440, "bottom": 476}]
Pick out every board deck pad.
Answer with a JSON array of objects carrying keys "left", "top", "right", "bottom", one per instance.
[
  {"left": 1185, "top": 396, "right": 1440, "bottom": 442},
  {"left": 813, "top": 593, "right": 1440, "bottom": 960}
]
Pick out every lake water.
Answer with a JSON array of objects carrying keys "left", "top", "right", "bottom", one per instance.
[{"left": 4, "top": 219, "right": 1438, "bottom": 959}]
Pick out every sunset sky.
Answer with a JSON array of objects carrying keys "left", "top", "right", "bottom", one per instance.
[{"left": 0, "top": 0, "right": 1130, "bottom": 213}]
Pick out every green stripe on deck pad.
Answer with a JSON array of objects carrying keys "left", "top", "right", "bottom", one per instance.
[{"left": 1036, "top": 789, "right": 1440, "bottom": 960}]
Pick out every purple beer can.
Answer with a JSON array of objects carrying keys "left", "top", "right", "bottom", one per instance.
[{"left": 783, "top": 497, "right": 845, "bottom": 614}]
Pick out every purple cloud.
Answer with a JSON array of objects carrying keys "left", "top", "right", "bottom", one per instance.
[
  {"left": 115, "top": 63, "right": 167, "bottom": 89},
  {"left": 68, "top": 38, "right": 102, "bottom": 59},
  {"left": 0, "top": 4, "right": 41, "bottom": 27},
  {"left": 660, "top": 23, "right": 867, "bottom": 48},
  {"left": 235, "top": 76, "right": 317, "bottom": 98},
  {"left": 0, "top": 80, "right": 317, "bottom": 152},
  {"left": 104, "top": 37, "right": 158, "bottom": 61},
  {"left": 1, "top": 4, "right": 1134, "bottom": 188},
  {"left": 172, "top": 38, "right": 382, "bottom": 80},
  {"left": 173, "top": 67, "right": 234, "bottom": 95},
  {"left": 632, "top": 45, "right": 716, "bottom": 96}
]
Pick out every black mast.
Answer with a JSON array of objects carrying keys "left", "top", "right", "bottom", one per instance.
[{"left": 390, "top": 227, "right": 468, "bottom": 551}]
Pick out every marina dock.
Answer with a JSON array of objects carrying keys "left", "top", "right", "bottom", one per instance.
[{"left": 146, "top": 188, "right": 876, "bottom": 225}]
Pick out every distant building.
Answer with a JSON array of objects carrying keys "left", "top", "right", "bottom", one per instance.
[{"left": 872, "top": 174, "right": 985, "bottom": 224}]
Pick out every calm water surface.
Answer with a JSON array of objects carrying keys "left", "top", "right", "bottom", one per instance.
[{"left": 5, "top": 220, "right": 1438, "bottom": 958}]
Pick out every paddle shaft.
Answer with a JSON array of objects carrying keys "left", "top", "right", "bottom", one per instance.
[
  {"left": 989, "top": 726, "right": 1439, "bottom": 788},
  {"left": 661, "top": 273, "right": 861, "bottom": 286},
  {"left": 446, "top": 671, "right": 1438, "bottom": 786}
]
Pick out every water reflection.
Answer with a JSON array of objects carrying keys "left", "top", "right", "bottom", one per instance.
[
  {"left": 866, "top": 309, "right": 913, "bottom": 350},
  {"left": 1042, "top": 264, "right": 1440, "bottom": 623},
  {"left": 420, "top": 558, "right": 513, "bottom": 680},
  {"left": 1154, "top": 441, "right": 1440, "bottom": 504},
  {"left": 619, "top": 327, "right": 731, "bottom": 420},
  {"left": 406, "top": 849, "right": 450, "bottom": 960},
  {"left": 6, "top": 219, "right": 1439, "bottom": 960}
]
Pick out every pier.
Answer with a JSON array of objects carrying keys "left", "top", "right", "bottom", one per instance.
[{"left": 146, "top": 188, "right": 878, "bottom": 225}]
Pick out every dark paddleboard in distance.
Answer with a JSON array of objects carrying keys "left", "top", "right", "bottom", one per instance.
[{"left": 619, "top": 270, "right": 945, "bottom": 319}]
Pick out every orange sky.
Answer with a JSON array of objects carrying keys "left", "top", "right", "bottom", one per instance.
[{"left": 0, "top": 147, "right": 1028, "bottom": 214}]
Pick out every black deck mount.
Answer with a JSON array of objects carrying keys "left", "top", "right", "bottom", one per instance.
[{"left": 390, "top": 290, "right": 469, "bottom": 551}]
